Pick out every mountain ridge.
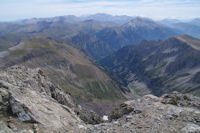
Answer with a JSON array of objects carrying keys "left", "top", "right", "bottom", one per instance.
[
  {"left": 100, "top": 35, "right": 200, "bottom": 97},
  {"left": 0, "top": 38, "right": 125, "bottom": 105}
]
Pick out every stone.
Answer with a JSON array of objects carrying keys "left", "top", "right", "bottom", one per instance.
[
  {"left": 181, "top": 124, "right": 200, "bottom": 133},
  {"left": 0, "top": 66, "right": 84, "bottom": 132},
  {"left": 33, "top": 124, "right": 39, "bottom": 133},
  {"left": 78, "top": 108, "right": 103, "bottom": 124},
  {"left": 0, "top": 95, "right": 2, "bottom": 103},
  {"left": 78, "top": 125, "right": 86, "bottom": 129},
  {"left": 85, "top": 93, "right": 200, "bottom": 132},
  {"left": 134, "top": 110, "right": 142, "bottom": 114},
  {"left": 18, "top": 129, "right": 34, "bottom": 133},
  {"left": 7, "top": 122, "right": 16, "bottom": 130},
  {"left": 0, "top": 89, "right": 9, "bottom": 97},
  {"left": 0, "top": 121, "right": 14, "bottom": 133},
  {"left": 110, "top": 103, "right": 134, "bottom": 120},
  {"left": 9, "top": 96, "right": 36, "bottom": 122}
]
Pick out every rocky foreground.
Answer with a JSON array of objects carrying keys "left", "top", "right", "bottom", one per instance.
[{"left": 0, "top": 66, "right": 200, "bottom": 133}]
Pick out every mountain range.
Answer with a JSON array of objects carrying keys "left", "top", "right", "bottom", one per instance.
[
  {"left": 101, "top": 35, "right": 200, "bottom": 97},
  {"left": 0, "top": 13, "right": 200, "bottom": 132},
  {"left": 0, "top": 13, "right": 200, "bottom": 109}
]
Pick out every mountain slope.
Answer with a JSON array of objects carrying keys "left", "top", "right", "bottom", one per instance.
[
  {"left": 160, "top": 18, "right": 181, "bottom": 25},
  {"left": 0, "top": 38, "right": 124, "bottom": 103},
  {"left": 0, "top": 16, "right": 179, "bottom": 60},
  {"left": 122, "top": 17, "right": 178, "bottom": 40},
  {"left": 0, "top": 19, "right": 116, "bottom": 61},
  {"left": 100, "top": 35, "right": 200, "bottom": 97},
  {"left": 96, "top": 17, "right": 178, "bottom": 51},
  {"left": 96, "top": 26, "right": 142, "bottom": 51},
  {"left": 68, "top": 32, "right": 113, "bottom": 60},
  {"left": 171, "top": 22, "right": 200, "bottom": 38},
  {"left": 0, "top": 34, "right": 31, "bottom": 52}
]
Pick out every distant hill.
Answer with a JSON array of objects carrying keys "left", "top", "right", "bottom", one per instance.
[
  {"left": 0, "top": 34, "right": 30, "bottom": 51},
  {"left": 160, "top": 18, "right": 181, "bottom": 25},
  {"left": 191, "top": 18, "right": 200, "bottom": 26},
  {"left": 100, "top": 35, "right": 200, "bottom": 97},
  {"left": 170, "top": 22, "right": 200, "bottom": 38}
]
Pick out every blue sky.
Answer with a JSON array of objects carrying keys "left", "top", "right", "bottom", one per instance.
[{"left": 0, "top": 0, "right": 200, "bottom": 21}]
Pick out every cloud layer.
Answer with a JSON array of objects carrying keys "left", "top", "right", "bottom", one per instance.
[{"left": 0, "top": 0, "right": 200, "bottom": 21}]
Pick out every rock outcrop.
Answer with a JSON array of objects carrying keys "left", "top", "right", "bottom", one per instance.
[
  {"left": 0, "top": 66, "right": 200, "bottom": 133},
  {"left": 0, "top": 66, "right": 84, "bottom": 132},
  {"left": 86, "top": 93, "right": 200, "bottom": 133}
]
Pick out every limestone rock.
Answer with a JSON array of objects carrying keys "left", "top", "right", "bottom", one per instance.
[
  {"left": 0, "top": 121, "right": 14, "bottom": 133},
  {"left": 0, "top": 66, "right": 84, "bottom": 132},
  {"left": 181, "top": 124, "right": 200, "bottom": 133}
]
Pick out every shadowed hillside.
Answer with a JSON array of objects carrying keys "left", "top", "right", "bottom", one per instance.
[{"left": 101, "top": 35, "right": 200, "bottom": 97}]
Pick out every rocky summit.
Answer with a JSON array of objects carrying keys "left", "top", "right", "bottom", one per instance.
[
  {"left": 0, "top": 66, "right": 199, "bottom": 133},
  {"left": 0, "top": 65, "right": 85, "bottom": 132},
  {"left": 87, "top": 93, "right": 200, "bottom": 133}
]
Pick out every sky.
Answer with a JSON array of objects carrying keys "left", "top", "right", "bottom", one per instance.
[{"left": 0, "top": 0, "right": 200, "bottom": 22}]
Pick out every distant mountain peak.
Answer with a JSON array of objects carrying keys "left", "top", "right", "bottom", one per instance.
[
  {"left": 124, "top": 17, "right": 160, "bottom": 28},
  {"left": 160, "top": 18, "right": 181, "bottom": 25}
]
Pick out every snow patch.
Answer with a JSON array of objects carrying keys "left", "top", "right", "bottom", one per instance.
[{"left": 103, "top": 115, "right": 108, "bottom": 121}]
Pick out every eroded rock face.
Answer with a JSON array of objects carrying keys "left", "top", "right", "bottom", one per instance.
[{"left": 0, "top": 66, "right": 84, "bottom": 132}]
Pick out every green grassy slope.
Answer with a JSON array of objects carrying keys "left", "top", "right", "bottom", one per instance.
[{"left": 0, "top": 38, "right": 124, "bottom": 103}]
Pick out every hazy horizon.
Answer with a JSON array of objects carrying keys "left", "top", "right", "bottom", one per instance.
[{"left": 0, "top": 0, "right": 200, "bottom": 22}]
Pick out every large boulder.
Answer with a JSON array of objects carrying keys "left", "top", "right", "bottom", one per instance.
[
  {"left": 110, "top": 103, "right": 134, "bottom": 120},
  {"left": 77, "top": 109, "right": 103, "bottom": 124}
]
